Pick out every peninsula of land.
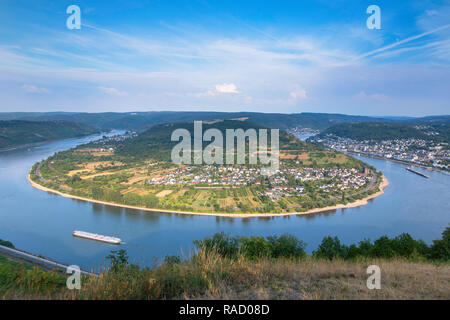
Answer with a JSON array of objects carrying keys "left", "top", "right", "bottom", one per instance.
[{"left": 28, "top": 120, "right": 388, "bottom": 217}]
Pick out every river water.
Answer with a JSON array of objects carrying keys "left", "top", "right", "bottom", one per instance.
[{"left": 0, "top": 133, "right": 448, "bottom": 271}]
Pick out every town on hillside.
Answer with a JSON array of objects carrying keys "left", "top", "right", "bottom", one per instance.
[
  {"left": 148, "top": 165, "right": 373, "bottom": 201},
  {"left": 309, "top": 135, "right": 449, "bottom": 171}
]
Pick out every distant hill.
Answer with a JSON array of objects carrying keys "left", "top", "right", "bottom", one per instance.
[
  {"left": 404, "top": 115, "right": 450, "bottom": 124},
  {"left": 2, "top": 111, "right": 448, "bottom": 133},
  {"left": 0, "top": 111, "right": 392, "bottom": 131},
  {"left": 0, "top": 120, "right": 99, "bottom": 150},
  {"left": 113, "top": 120, "right": 313, "bottom": 162},
  {"left": 316, "top": 122, "right": 450, "bottom": 142}
]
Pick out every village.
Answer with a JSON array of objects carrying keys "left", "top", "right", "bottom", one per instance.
[
  {"left": 94, "top": 131, "right": 138, "bottom": 146},
  {"left": 148, "top": 165, "right": 372, "bottom": 201},
  {"left": 310, "top": 135, "right": 449, "bottom": 171}
]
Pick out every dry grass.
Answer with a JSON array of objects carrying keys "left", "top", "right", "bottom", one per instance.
[
  {"left": 125, "top": 175, "right": 147, "bottom": 185},
  {"left": 156, "top": 190, "right": 173, "bottom": 198},
  {"left": 84, "top": 161, "right": 122, "bottom": 170},
  {"left": 279, "top": 153, "right": 309, "bottom": 160},
  {"left": 194, "top": 258, "right": 450, "bottom": 300},
  {"left": 2, "top": 244, "right": 448, "bottom": 300},
  {"left": 91, "top": 151, "right": 114, "bottom": 157},
  {"left": 175, "top": 254, "right": 448, "bottom": 300},
  {"left": 6, "top": 253, "right": 446, "bottom": 300},
  {"left": 66, "top": 169, "right": 86, "bottom": 177},
  {"left": 81, "top": 171, "right": 117, "bottom": 180}
]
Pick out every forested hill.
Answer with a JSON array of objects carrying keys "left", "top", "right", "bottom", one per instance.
[
  {"left": 317, "top": 122, "right": 450, "bottom": 142},
  {"left": 0, "top": 120, "right": 99, "bottom": 150},
  {"left": 2, "top": 111, "right": 448, "bottom": 132},
  {"left": 112, "top": 120, "right": 314, "bottom": 161},
  {"left": 0, "top": 111, "right": 390, "bottom": 131}
]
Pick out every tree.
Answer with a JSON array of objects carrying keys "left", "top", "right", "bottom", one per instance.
[
  {"left": 429, "top": 227, "right": 450, "bottom": 260},
  {"left": 313, "top": 236, "right": 347, "bottom": 260},
  {"left": 0, "top": 238, "right": 14, "bottom": 248},
  {"left": 143, "top": 194, "right": 159, "bottom": 208},
  {"left": 106, "top": 249, "right": 129, "bottom": 272},
  {"left": 91, "top": 187, "right": 104, "bottom": 200},
  {"left": 391, "top": 233, "right": 425, "bottom": 257},
  {"left": 240, "top": 236, "right": 272, "bottom": 259},
  {"left": 267, "top": 234, "right": 306, "bottom": 259},
  {"left": 123, "top": 192, "right": 142, "bottom": 206},
  {"left": 372, "top": 236, "right": 395, "bottom": 258},
  {"left": 193, "top": 232, "right": 240, "bottom": 259}
]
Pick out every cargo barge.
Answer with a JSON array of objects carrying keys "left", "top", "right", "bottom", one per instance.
[
  {"left": 406, "top": 167, "right": 429, "bottom": 179},
  {"left": 73, "top": 230, "right": 122, "bottom": 244}
]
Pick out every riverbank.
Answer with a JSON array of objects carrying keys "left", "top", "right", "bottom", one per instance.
[
  {"left": 28, "top": 172, "right": 389, "bottom": 218},
  {"left": 346, "top": 151, "right": 448, "bottom": 173},
  {"left": 0, "top": 244, "right": 96, "bottom": 276},
  {"left": 0, "top": 140, "right": 56, "bottom": 153},
  {"left": 0, "top": 131, "right": 107, "bottom": 153}
]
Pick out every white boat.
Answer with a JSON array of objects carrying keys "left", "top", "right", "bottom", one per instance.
[{"left": 73, "top": 230, "right": 121, "bottom": 244}]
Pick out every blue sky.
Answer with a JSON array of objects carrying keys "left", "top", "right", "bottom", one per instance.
[{"left": 0, "top": 0, "right": 449, "bottom": 116}]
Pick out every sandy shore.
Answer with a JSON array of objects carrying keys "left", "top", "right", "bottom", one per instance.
[{"left": 28, "top": 173, "right": 389, "bottom": 218}]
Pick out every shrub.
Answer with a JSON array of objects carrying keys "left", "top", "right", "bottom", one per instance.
[
  {"left": 193, "top": 232, "right": 240, "bottom": 259},
  {"left": 240, "top": 236, "right": 272, "bottom": 259},
  {"left": 313, "top": 236, "right": 347, "bottom": 260},
  {"left": 163, "top": 255, "right": 181, "bottom": 266},
  {"left": 391, "top": 233, "right": 421, "bottom": 257},
  {"left": 357, "top": 239, "right": 373, "bottom": 257},
  {"left": 106, "top": 249, "right": 129, "bottom": 272},
  {"left": 346, "top": 244, "right": 361, "bottom": 260},
  {"left": 372, "top": 236, "right": 396, "bottom": 258},
  {"left": 368, "top": 233, "right": 429, "bottom": 259},
  {"left": 0, "top": 263, "right": 66, "bottom": 295},
  {"left": 266, "top": 234, "right": 306, "bottom": 259},
  {"left": 0, "top": 239, "right": 14, "bottom": 248},
  {"left": 195, "top": 233, "right": 306, "bottom": 260},
  {"left": 429, "top": 227, "right": 450, "bottom": 261}
]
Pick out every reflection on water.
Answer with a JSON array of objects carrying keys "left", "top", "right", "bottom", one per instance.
[{"left": 0, "top": 132, "right": 448, "bottom": 271}]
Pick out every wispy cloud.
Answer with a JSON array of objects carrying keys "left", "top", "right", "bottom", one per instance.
[
  {"left": 1, "top": 1, "right": 449, "bottom": 115},
  {"left": 98, "top": 86, "right": 128, "bottom": 96},
  {"left": 22, "top": 84, "right": 50, "bottom": 94},
  {"left": 352, "top": 91, "right": 387, "bottom": 101},
  {"left": 215, "top": 83, "right": 238, "bottom": 93},
  {"left": 345, "top": 24, "right": 450, "bottom": 64},
  {"left": 290, "top": 89, "right": 307, "bottom": 100},
  {"left": 188, "top": 84, "right": 239, "bottom": 98}
]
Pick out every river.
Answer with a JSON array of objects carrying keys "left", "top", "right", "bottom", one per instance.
[{"left": 0, "top": 132, "right": 448, "bottom": 271}]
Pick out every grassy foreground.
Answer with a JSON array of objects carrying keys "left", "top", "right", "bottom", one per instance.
[
  {"left": 1, "top": 253, "right": 449, "bottom": 300},
  {"left": 1, "top": 230, "right": 449, "bottom": 300}
]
